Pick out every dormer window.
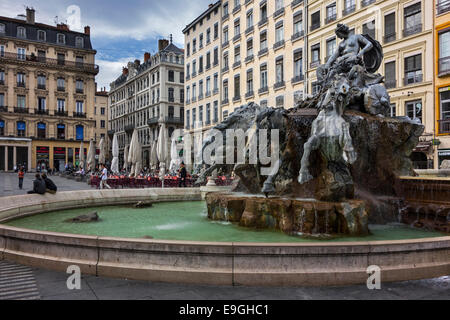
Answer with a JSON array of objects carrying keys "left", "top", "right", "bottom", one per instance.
[
  {"left": 0, "top": 24, "right": 5, "bottom": 34},
  {"left": 37, "top": 30, "right": 46, "bottom": 41},
  {"left": 17, "top": 27, "right": 26, "bottom": 38},
  {"left": 75, "top": 37, "right": 84, "bottom": 48},
  {"left": 57, "top": 33, "right": 65, "bottom": 44}
]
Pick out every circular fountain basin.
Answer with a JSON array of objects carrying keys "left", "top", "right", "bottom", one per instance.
[{"left": 0, "top": 189, "right": 449, "bottom": 286}]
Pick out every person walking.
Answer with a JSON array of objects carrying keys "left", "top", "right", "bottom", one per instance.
[
  {"left": 178, "top": 162, "right": 187, "bottom": 188},
  {"left": 41, "top": 173, "right": 57, "bottom": 194},
  {"left": 18, "top": 167, "right": 24, "bottom": 189},
  {"left": 100, "top": 164, "right": 111, "bottom": 189},
  {"left": 27, "top": 174, "right": 46, "bottom": 195}
]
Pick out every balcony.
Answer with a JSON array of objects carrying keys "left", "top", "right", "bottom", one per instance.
[
  {"left": 213, "top": 60, "right": 219, "bottom": 67},
  {"left": 437, "top": 0, "right": 450, "bottom": 15},
  {"left": 232, "top": 61, "right": 241, "bottom": 69},
  {"left": 55, "top": 110, "right": 68, "bottom": 117},
  {"left": 403, "top": 74, "right": 423, "bottom": 86},
  {"left": 185, "top": 99, "right": 191, "bottom": 104},
  {"left": 232, "top": 4, "right": 241, "bottom": 14},
  {"left": 192, "top": 71, "right": 197, "bottom": 78},
  {"left": 273, "top": 40, "right": 285, "bottom": 50},
  {"left": 274, "top": 81, "right": 285, "bottom": 90},
  {"left": 0, "top": 80, "right": 4, "bottom": 85},
  {"left": 222, "top": 13, "right": 229, "bottom": 21},
  {"left": 438, "top": 119, "right": 450, "bottom": 134},
  {"left": 222, "top": 65, "right": 230, "bottom": 73},
  {"left": 185, "top": 74, "right": 190, "bottom": 81},
  {"left": 147, "top": 117, "right": 159, "bottom": 125},
  {"left": 310, "top": 23, "right": 320, "bottom": 32},
  {"left": 361, "top": 0, "right": 376, "bottom": 7},
  {"left": 0, "top": 106, "right": 8, "bottom": 112},
  {"left": 258, "top": 86, "right": 268, "bottom": 94},
  {"left": 14, "top": 107, "right": 28, "bottom": 114},
  {"left": 385, "top": 79, "right": 397, "bottom": 89},
  {"left": 192, "top": 96, "right": 197, "bottom": 102},
  {"left": 273, "top": 8, "right": 285, "bottom": 19},
  {"left": 37, "top": 84, "right": 46, "bottom": 90},
  {"left": 291, "top": 30, "right": 305, "bottom": 41},
  {"left": 206, "top": 91, "right": 211, "bottom": 98},
  {"left": 198, "top": 94, "right": 203, "bottom": 100},
  {"left": 245, "top": 0, "right": 253, "bottom": 5},
  {"left": 245, "top": 91, "right": 254, "bottom": 99},
  {"left": 292, "top": 74, "right": 304, "bottom": 84},
  {"left": 165, "top": 117, "right": 184, "bottom": 125},
  {"left": 17, "top": 82, "right": 25, "bottom": 88},
  {"left": 310, "top": 60, "right": 320, "bottom": 68},
  {"left": 213, "top": 88, "right": 219, "bottom": 95},
  {"left": 205, "top": 63, "right": 211, "bottom": 70},
  {"left": 233, "top": 34, "right": 241, "bottom": 43},
  {"left": 221, "top": 99, "right": 229, "bottom": 105},
  {"left": 245, "top": 26, "right": 254, "bottom": 35},
  {"left": 258, "top": 47, "right": 268, "bottom": 57},
  {"left": 74, "top": 112, "right": 86, "bottom": 118},
  {"left": 325, "top": 14, "right": 337, "bottom": 24},
  {"left": 0, "top": 51, "right": 99, "bottom": 74},
  {"left": 291, "top": 0, "right": 304, "bottom": 8},
  {"left": 245, "top": 54, "right": 254, "bottom": 63},
  {"left": 384, "top": 33, "right": 396, "bottom": 44},
  {"left": 35, "top": 108, "right": 49, "bottom": 115},
  {"left": 124, "top": 124, "right": 135, "bottom": 133},
  {"left": 343, "top": 5, "right": 356, "bottom": 16},
  {"left": 438, "top": 56, "right": 450, "bottom": 77},
  {"left": 233, "top": 95, "right": 241, "bottom": 102},
  {"left": 57, "top": 86, "right": 65, "bottom": 92},
  {"left": 222, "top": 40, "right": 229, "bottom": 48},
  {"left": 403, "top": 24, "right": 422, "bottom": 38},
  {"left": 76, "top": 88, "right": 84, "bottom": 94},
  {"left": 258, "top": 18, "right": 268, "bottom": 28}
]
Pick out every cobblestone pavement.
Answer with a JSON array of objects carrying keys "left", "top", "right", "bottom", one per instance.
[{"left": 0, "top": 173, "right": 448, "bottom": 300}]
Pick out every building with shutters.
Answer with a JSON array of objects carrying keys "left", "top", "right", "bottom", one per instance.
[{"left": 0, "top": 7, "right": 98, "bottom": 172}]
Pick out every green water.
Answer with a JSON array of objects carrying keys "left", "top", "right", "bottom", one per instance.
[{"left": 5, "top": 201, "right": 446, "bottom": 242}]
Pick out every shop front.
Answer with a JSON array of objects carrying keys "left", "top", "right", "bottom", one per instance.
[
  {"left": 438, "top": 149, "right": 450, "bottom": 168},
  {"left": 31, "top": 141, "right": 89, "bottom": 171},
  {"left": 0, "top": 137, "right": 32, "bottom": 171}
]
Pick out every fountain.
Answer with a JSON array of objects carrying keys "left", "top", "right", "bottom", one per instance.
[{"left": 200, "top": 24, "right": 448, "bottom": 236}]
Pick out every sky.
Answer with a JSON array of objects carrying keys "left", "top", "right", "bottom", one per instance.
[{"left": 0, "top": 0, "right": 214, "bottom": 90}]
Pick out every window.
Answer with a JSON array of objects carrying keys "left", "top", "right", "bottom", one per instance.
[
  {"left": 223, "top": 2, "right": 229, "bottom": 16},
  {"left": 57, "top": 99, "right": 65, "bottom": 112},
  {"left": 199, "top": 81, "right": 203, "bottom": 98},
  {"left": 17, "top": 72, "right": 25, "bottom": 87},
  {"left": 390, "top": 103, "right": 396, "bottom": 117},
  {"left": 57, "top": 77, "right": 65, "bottom": 90},
  {"left": 180, "top": 72, "right": 185, "bottom": 83},
  {"left": 17, "top": 27, "right": 26, "bottom": 38},
  {"left": 234, "top": 75, "right": 240, "bottom": 99},
  {"left": 363, "top": 21, "right": 376, "bottom": 39},
  {"left": 192, "top": 60, "right": 197, "bottom": 75},
  {"left": 199, "top": 56, "right": 204, "bottom": 73},
  {"left": 260, "top": 64, "right": 267, "bottom": 89},
  {"left": 199, "top": 33, "right": 203, "bottom": 48},
  {"left": 0, "top": 45, "right": 4, "bottom": 57},
  {"left": 294, "top": 50, "right": 303, "bottom": 78},
  {"left": 275, "top": 22, "right": 284, "bottom": 43},
  {"left": 206, "top": 28, "right": 211, "bottom": 44},
  {"left": 17, "top": 48, "right": 26, "bottom": 60},
  {"left": 0, "top": 93, "right": 4, "bottom": 107},
  {"left": 206, "top": 77, "right": 211, "bottom": 95},
  {"left": 404, "top": 3, "right": 421, "bottom": 36},
  {"left": 260, "top": 3, "right": 267, "bottom": 21},
  {"left": 37, "top": 50, "right": 46, "bottom": 62},
  {"left": 234, "top": 19, "right": 240, "bottom": 37},
  {"left": 344, "top": 0, "right": 356, "bottom": 14},
  {"left": 246, "top": 69, "right": 253, "bottom": 93},
  {"left": 186, "top": 110, "right": 190, "bottom": 128},
  {"left": 214, "top": 73, "right": 219, "bottom": 91},
  {"left": 276, "top": 57, "right": 284, "bottom": 84},
  {"left": 76, "top": 56, "right": 83, "bottom": 67},
  {"left": 187, "top": 43, "right": 190, "bottom": 56},
  {"left": 206, "top": 104, "right": 211, "bottom": 124},
  {"left": 168, "top": 70, "right": 175, "bottom": 82},
  {"left": 76, "top": 125, "right": 84, "bottom": 141},
  {"left": 247, "top": 38, "right": 253, "bottom": 57},
  {"left": 223, "top": 110, "right": 229, "bottom": 120},
  {"left": 404, "top": 54, "right": 422, "bottom": 85},
  {"left": 234, "top": 45, "right": 240, "bottom": 63},
  {"left": 180, "top": 89, "right": 184, "bottom": 102},
  {"left": 57, "top": 33, "right": 66, "bottom": 44},
  {"left": 326, "top": 3, "right": 336, "bottom": 23},
  {"left": 214, "top": 47, "right": 219, "bottom": 65},
  {"left": 260, "top": 31, "right": 267, "bottom": 50},
  {"left": 168, "top": 88, "right": 175, "bottom": 102},
  {"left": 0, "top": 24, "right": 5, "bottom": 34},
  {"left": 439, "top": 29, "right": 450, "bottom": 75},
  {"left": 17, "top": 95, "right": 25, "bottom": 109},
  {"left": 57, "top": 53, "right": 65, "bottom": 66},
  {"left": 311, "top": 44, "right": 320, "bottom": 63},
  {"left": 192, "top": 84, "right": 197, "bottom": 100},
  {"left": 223, "top": 27, "right": 229, "bottom": 43},
  {"left": 199, "top": 106, "right": 203, "bottom": 125},
  {"left": 385, "top": 61, "right": 396, "bottom": 89},
  {"left": 206, "top": 51, "right": 211, "bottom": 68},
  {"left": 37, "top": 122, "right": 46, "bottom": 138},
  {"left": 57, "top": 124, "right": 65, "bottom": 139},
  {"left": 293, "top": 11, "right": 303, "bottom": 36},
  {"left": 186, "top": 64, "right": 190, "bottom": 77},
  {"left": 275, "top": 0, "right": 283, "bottom": 11},
  {"left": 326, "top": 38, "right": 336, "bottom": 60},
  {"left": 311, "top": 11, "right": 320, "bottom": 30},
  {"left": 406, "top": 100, "right": 422, "bottom": 123},
  {"left": 223, "top": 80, "right": 229, "bottom": 101},
  {"left": 17, "top": 121, "right": 26, "bottom": 137},
  {"left": 76, "top": 101, "right": 84, "bottom": 113},
  {"left": 192, "top": 108, "right": 197, "bottom": 128},
  {"left": 37, "top": 97, "right": 46, "bottom": 111},
  {"left": 214, "top": 101, "right": 218, "bottom": 122},
  {"left": 247, "top": 10, "right": 253, "bottom": 28},
  {"left": 38, "top": 30, "right": 46, "bottom": 41},
  {"left": 193, "top": 38, "right": 197, "bottom": 52},
  {"left": 223, "top": 52, "right": 229, "bottom": 69},
  {"left": 440, "top": 90, "right": 450, "bottom": 122},
  {"left": 76, "top": 80, "right": 84, "bottom": 93},
  {"left": 384, "top": 13, "right": 396, "bottom": 43},
  {"left": 214, "top": 23, "right": 219, "bottom": 39}
]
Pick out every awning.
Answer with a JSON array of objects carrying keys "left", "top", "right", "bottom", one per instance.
[{"left": 414, "top": 141, "right": 433, "bottom": 153}]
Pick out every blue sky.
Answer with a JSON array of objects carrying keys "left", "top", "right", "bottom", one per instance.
[{"left": 0, "top": 0, "right": 213, "bottom": 90}]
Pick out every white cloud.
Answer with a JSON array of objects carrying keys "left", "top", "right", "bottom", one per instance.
[{"left": 96, "top": 57, "right": 135, "bottom": 91}]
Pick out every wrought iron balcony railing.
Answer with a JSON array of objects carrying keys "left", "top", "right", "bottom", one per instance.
[
  {"left": 14, "top": 107, "right": 28, "bottom": 114},
  {"left": 73, "top": 112, "right": 86, "bottom": 118},
  {"left": 35, "top": 108, "right": 48, "bottom": 115}
]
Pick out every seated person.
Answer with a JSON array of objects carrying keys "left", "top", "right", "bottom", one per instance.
[
  {"left": 27, "top": 174, "right": 46, "bottom": 195},
  {"left": 41, "top": 173, "right": 57, "bottom": 194}
]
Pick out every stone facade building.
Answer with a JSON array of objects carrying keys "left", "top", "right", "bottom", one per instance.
[
  {"left": 0, "top": 7, "right": 98, "bottom": 172},
  {"left": 108, "top": 38, "right": 185, "bottom": 169},
  {"left": 184, "top": 0, "right": 438, "bottom": 168},
  {"left": 94, "top": 85, "right": 108, "bottom": 160}
]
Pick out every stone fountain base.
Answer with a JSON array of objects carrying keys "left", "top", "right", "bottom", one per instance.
[{"left": 206, "top": 193, "right": 369, "bottom": 236}]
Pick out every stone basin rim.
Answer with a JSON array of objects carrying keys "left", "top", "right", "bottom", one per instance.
[{"left": 0, "top": 189, "right": 449, "bottom": 286}]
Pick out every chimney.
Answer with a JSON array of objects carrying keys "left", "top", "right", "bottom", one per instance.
[
  {"left": 57, "top": 23, "right": 70, "bottom": 31},
  {"left": 26, "top": 7, "right": 35, "bottom": 24},
  {"left": 84, "top": 26, "right": 90, "bottom": 35},
  {"left": 158, "top": 39, "right": 169, "bottom": 51},
  {"left": 144, "top": 52, "right": 151, "bottom": 62},
  {"left": 122, "top": 67, "right": 128, "bottom": 76}
]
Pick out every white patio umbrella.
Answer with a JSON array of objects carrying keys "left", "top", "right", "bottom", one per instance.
[
  {"left": 86, "top": 139, "right": 96, "bottom": 172},
  {"left": 111, "top": 134, "right": 119, "bottom": 174},
  {"left": 128, "top": 129, "right": 142, "bottom": 177},
  {"left": 156, "top": 122, "right": 168, "bottom": 187},
  {"left": 123, "top": 145, "right": 129, "bottom": 172},
  {"left": 150, "top": 141, "right": 158, "bottom": 172},
  {"left": 78, "top": 141, "right": 84, "bottom": 170},
  {"left": 169, "top": 137, "right": 182, "bottom": 174},
  {"left": 98, "top": 137, "right": 106, "bottom": 165}
]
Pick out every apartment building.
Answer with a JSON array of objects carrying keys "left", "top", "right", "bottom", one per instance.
[
  {"left": 0, "top": 7, "right": 98, "bottom": 172},
  {"left": 108, "top": 38, "right": 185, "bottom": 169},
  {"left": 435, "top": 0, "right": 450, "bottom": 167},
  {"left": 94, "top": 85, "right": 108, "bottom": 157}
]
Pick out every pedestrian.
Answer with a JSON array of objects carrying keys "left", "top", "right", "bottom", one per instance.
[
  {"left": 41, "top": 173, "right": 57, "bottom": 194},
  {"left": 18, "top": 167, "right": 24, "bottom": 189},
  {"left": 100, "top": 164, "right": 111, "bottom": 189},
  {"left": 178, "top": 162, "right": 187, "bottom": 188},
  {"left": 27, "top": 174, "right": 46, "bottom": 195}
]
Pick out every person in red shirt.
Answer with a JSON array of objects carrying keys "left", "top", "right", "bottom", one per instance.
[{"left": 18, "top": 167, "right": 25, "bottom": 189}]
